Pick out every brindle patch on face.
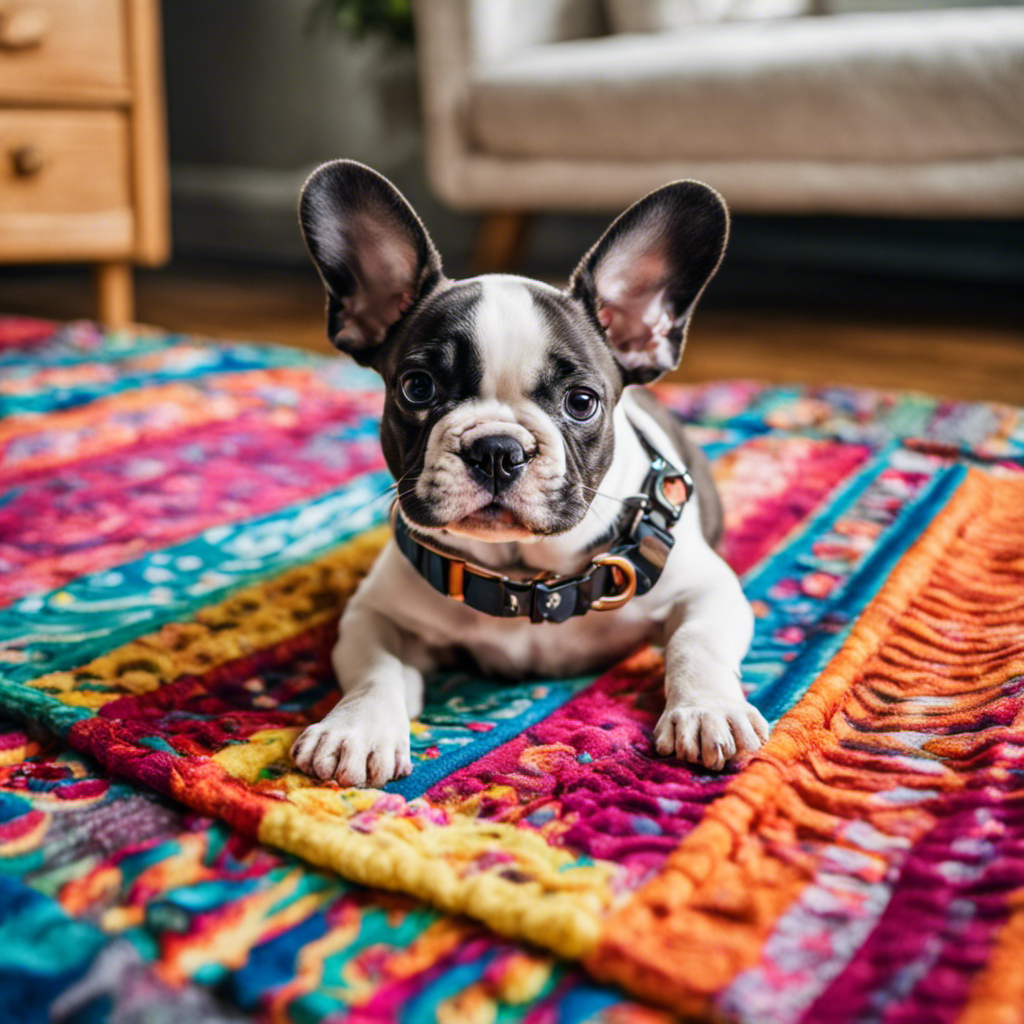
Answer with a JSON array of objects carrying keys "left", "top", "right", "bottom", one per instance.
[
  {"left": 377, "top": 280, "right": 484, "bottom": 524},
  {"left": 378, "top": 276, "right": 624, "bottom": 539},
  {"left": 525, "top": 283, "right": 623, "bottom": 526}
]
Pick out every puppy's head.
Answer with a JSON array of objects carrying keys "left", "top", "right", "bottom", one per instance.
[{"left": 300, "top": 160, "right": 727, "bottom": 542}]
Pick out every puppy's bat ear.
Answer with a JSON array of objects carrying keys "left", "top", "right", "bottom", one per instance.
[
  {"left": 299, "top": 160, "right": 443, "bottom": 366},
  {"left": 570, "top": 181, "right": 729, "bottom": 384}
]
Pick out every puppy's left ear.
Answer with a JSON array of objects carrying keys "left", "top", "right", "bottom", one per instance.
[
  {"left": 570, "top": 181, "right": 728, "bottom": 384},
  {"left": 300, "top": 160, "right": 443, "bottom": 366}
]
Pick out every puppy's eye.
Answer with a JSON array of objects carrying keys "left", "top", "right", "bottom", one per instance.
[
  {"left": 564, "top": 387, "right": 600, "bottom": 421},
  {"left": 399, "top": 370, "right": 436, "bottom": 406}
]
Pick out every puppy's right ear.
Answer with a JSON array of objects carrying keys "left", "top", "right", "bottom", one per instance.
[{"left": 299, "top": 160, "right": 443, "bottom": 365}]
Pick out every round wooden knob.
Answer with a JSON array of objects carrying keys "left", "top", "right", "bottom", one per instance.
[
  {"left": 0, "top": 7, "right": 50, "bottom": 50},
  {"left": 10, "top": 144, "right": 44, "bottom": 177}
]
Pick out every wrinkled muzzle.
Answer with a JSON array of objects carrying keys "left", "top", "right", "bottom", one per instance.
[{"left": 405, "top": 402, "right": 578, "bottom": 539}]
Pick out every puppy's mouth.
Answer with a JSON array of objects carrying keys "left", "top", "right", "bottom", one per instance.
[
  {"left": 436, "top": 498, "right": 541, "bottom": 542},
  {"left": 457, "top": 502, "right": 521, "bottom": 530}
]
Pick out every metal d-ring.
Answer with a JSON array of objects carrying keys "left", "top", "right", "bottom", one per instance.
[{"left": 590, "top": 554, "right": 638, "bottom": 611}]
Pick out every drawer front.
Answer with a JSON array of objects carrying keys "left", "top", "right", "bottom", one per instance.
[
  {"left": 0, "top": 0, "right": 128, "bottom": 103},
  {"left": 0, "top": 108, "right": 133, "bottom": 260}
]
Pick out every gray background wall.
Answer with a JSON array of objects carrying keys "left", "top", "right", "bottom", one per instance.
[
  {"left": 163, "top": 0, "right": 632, "bottom": 281},
  {"left": 163, "top": 0, "right": 476, "bottom": 268}
]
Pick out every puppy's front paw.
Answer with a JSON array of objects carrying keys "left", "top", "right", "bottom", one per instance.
[
  {"left": 291, "top": 697, "right": 412, "bottom": 788},
  {"left": 654, "top": 699, "right": 769, "bottom": 771}
]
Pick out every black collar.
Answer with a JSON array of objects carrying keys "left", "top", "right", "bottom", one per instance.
[{"left": 393, "top": 428, "right": 694, "bottom": 624}]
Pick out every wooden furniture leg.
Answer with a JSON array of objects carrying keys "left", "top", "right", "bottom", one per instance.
[
  {"left": 472, "top": 212, "right": 531, "bottom": 273},
  {"left": 94, "top": 261, "right": 135, "bottom": 326}
]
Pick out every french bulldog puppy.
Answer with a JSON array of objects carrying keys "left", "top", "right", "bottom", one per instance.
[{"left": 291, "top": 160, "right": 767, "bottom": 788}]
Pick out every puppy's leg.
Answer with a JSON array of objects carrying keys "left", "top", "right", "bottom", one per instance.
[
  {"left": 291, "top": 606, "right": 424, "bottom": 787},
  {"left": 655, "top": 555, "right": 769, "bottom": 771}
]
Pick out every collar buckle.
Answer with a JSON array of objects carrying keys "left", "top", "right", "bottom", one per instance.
[
  {"left": 590, "top": 553, "right": 638, "bottom": 611},
  {"left": 532, "top": 575, "right": 579, "bottom": 622}
]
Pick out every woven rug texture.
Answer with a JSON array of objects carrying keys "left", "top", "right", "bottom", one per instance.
[{"left": 1, "top": 316, "right": 1023, "bottom": 1023}]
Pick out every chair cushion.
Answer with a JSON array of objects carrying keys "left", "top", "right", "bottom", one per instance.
[
  {"left": 604, "top": 0, "right": 811, "bottom": 34},
  {"left": 467, "top": 7, "right": 1024, "bottom": 163}
]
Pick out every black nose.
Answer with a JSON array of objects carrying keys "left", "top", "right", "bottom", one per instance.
[{"left": 463, "top": 435, "right": 526, "bottom": 493}]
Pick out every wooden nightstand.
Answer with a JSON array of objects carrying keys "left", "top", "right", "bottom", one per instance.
[{"left": 0, "top": 0, "right": 169, "bottom": 325}]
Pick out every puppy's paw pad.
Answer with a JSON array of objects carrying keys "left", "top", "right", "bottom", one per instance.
[{"left": 654, "top": 702, "right": 768, "bottom": 771}]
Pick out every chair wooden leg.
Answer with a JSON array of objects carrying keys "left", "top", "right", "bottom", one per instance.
[
  {"left": 472, "top": 212, "right": 531, "bottom": 274},
  {"left": 93, "top": 261, "right": 135, "bottom": 326}
]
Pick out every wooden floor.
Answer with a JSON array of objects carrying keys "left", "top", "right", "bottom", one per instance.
[{"left": 3, "top": 263, "right": 1023, "bottom": 405}]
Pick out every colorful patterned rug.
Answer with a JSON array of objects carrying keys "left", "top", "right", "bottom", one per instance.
[{"left": 1, "top": 316, "right": 1023, "bottom": 1023}]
